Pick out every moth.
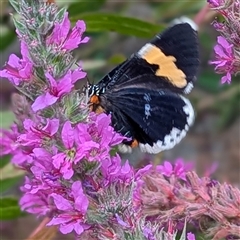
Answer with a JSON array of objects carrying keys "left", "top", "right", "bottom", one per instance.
[{"left": 88, "top": 23, "right": 199, "bottom": 154}]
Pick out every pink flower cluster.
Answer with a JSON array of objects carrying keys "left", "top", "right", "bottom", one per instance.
[
  {"left": 208, "top": 0, "right": 240, "bottom": 84},
  {"left": 1, "top": 109, "right": 132, "bottom": 236},
  {"left": 134, "top": 164, "right": 240, "bottom": 240}
]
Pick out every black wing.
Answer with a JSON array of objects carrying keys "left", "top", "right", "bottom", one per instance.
[
  {"left": 97, "top": 23, "right": 199, "bottom": 95},
  {"left": 100, "top": 86, "right": 194, "bottom": 154}
]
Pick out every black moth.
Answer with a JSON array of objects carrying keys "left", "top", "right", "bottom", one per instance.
[{"left": 88, "top": 23, "right": 199, "bottom": 154}]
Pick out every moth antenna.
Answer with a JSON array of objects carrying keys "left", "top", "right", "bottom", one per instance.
[
  {"left": 86, "top": 75, "right": 92, "bottom": 86},
  {"left": 75, "top": 61, "right": 91, "bottom": 84}
]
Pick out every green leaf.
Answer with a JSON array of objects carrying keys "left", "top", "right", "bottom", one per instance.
[
  {"left": 0, "top": 176, "right": 23, "bottom": 194},
  {"left": 70, "top": 13, "right": 164, "bottom": 38},
  {"left": 0, "top": 155, "right": 11, "bottom": 169},
  {"left": 0, "top": 30, "right": 16, "bottom": 51},
  {"left": 0, "top": 197, "right": 23, "bottom": 220},
  {"left": 0, "top": 111, "right": 15, "bottom": 129},
  {"left": 68, "top": 0, "right": 106, "bottom": 16}
]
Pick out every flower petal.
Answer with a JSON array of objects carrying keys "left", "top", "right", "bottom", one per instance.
[
  {"left": 45, "top": 72, "right": 57, "bottom": 88},
  {"left": 75, "top": 194, "right": 89, "bottom": 213},
  {"left": 221, "top": 72, "right": 231, "bottom": 84},
  {"left": 214, "top": 44, "right": 228, "bottom": 58},
  {"left": 32, "top": 92, "right": 58, "bottom": 112},
  {"left": 59, "top": 223, "right": 74, "bottom": 234},
  {"left": 62, "top": 121, "right": 74, "bottom": 148},
  {"left": 57, "top": 72, "right": 73, "bottom": 96},
  {"left": 43, "top": 118, "right": 60, "bottom": 136},
  {"left": 71, "top": 68, "right": 87, "bottom": 84},
  {"left": 47, "top": 216, "right": 69, "bottom": 226},
  {"left": 51, "top": 194, "right": 72, "bottom": 210},
  {"left": 73, "top": 223, "right": 84, "bottom": 235}
]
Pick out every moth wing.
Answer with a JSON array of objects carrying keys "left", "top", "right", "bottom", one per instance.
[
  {"left": 148, "top": 22, "right": 200, "bottom": 94},
  {"left": 106, "top": 87, "right": 194, "bottom": 153},
  {"left": 98, "top": 23, "right": 199, "bottom": 94}
]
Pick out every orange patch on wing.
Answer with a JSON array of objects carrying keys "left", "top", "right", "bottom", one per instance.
[
  {"left": 130, "top": 139, "right": 139, "bottom": 148},
  {"left": 141, "top": 44, "right": 187, "bottom": 88},
  {"left": 90, "top": 95, "right": 100, "bottom": 104}
]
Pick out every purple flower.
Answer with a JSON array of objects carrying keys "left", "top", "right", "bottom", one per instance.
[
  {"left": 135, "top": 164, "right": 153, "bottom": 180},
  {"left": 71, "top": 66, "right": 87, "bottom": 84},
  {"left": 32, "top": 67, "right": 86, "bottom": 112},
  {"left": 0, "top": 41, "right": 33, "bottom": 85},
  {"left": 89, "top": 113, "right": 125, "bottom": 147},
  {"left": 209, "top": 36, "right": 235, "bottom": 84},
  {"left": 143, "top": 226, "right": 155, "bottom": 240},
  {"left": 187, "top": 232, "right": 196, "bottom": 240},
  {"left": 18, "top": 118, "right": 59, "bottom": 148},
  {"left": 212, "top": 20, "right": 225, "bottom": 31},
  {"left": 133, "top": 165, "right": 154, "bottom": 209},
  {"left": 46, "top": 12, "right": 89, "bottom": 52},
  {"left": 0, "top": 124, "right": 19, "bottom": 156},
  {"left": 27, "top": 148, "right": 61, "bottom": 193},
  {"left": 207, "top": 0, "right": 220, "bottom": 7},
  {"left": 207, "top": 0, "right": 225, "bottom": 8},
  {"left": 32, "top": 72, "right": 74, "bottom": 112},
  {"left": 20, "top": 191, "right": 51, "bottom": 216},
  {"left": 101, "top": 154, "right": 134, "bottom": 186},
  {"left": 0, "top": 124, "right": 33, "bottom": 165},
  {"left": 52, "top": 121, "right": 98, "bottom": 179},
  {"left": 76, "top": 113, "right": 126, "bottom": 162},
  {"left": 157, "top": 158, "right": 193, "bottom": 180},
  {"left": 19, "top": 147, "right": 66, "bottom": 216},
  {"left": 47, "top": 181, "right": 89, "bottom": 235},
  {"left": 11, "top": 149, "right": 33, "bottom": 165}
]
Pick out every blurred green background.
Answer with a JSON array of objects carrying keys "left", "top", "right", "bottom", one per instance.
[{"left": 0, "top": 0, "right": 239, "bottom": 239}]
